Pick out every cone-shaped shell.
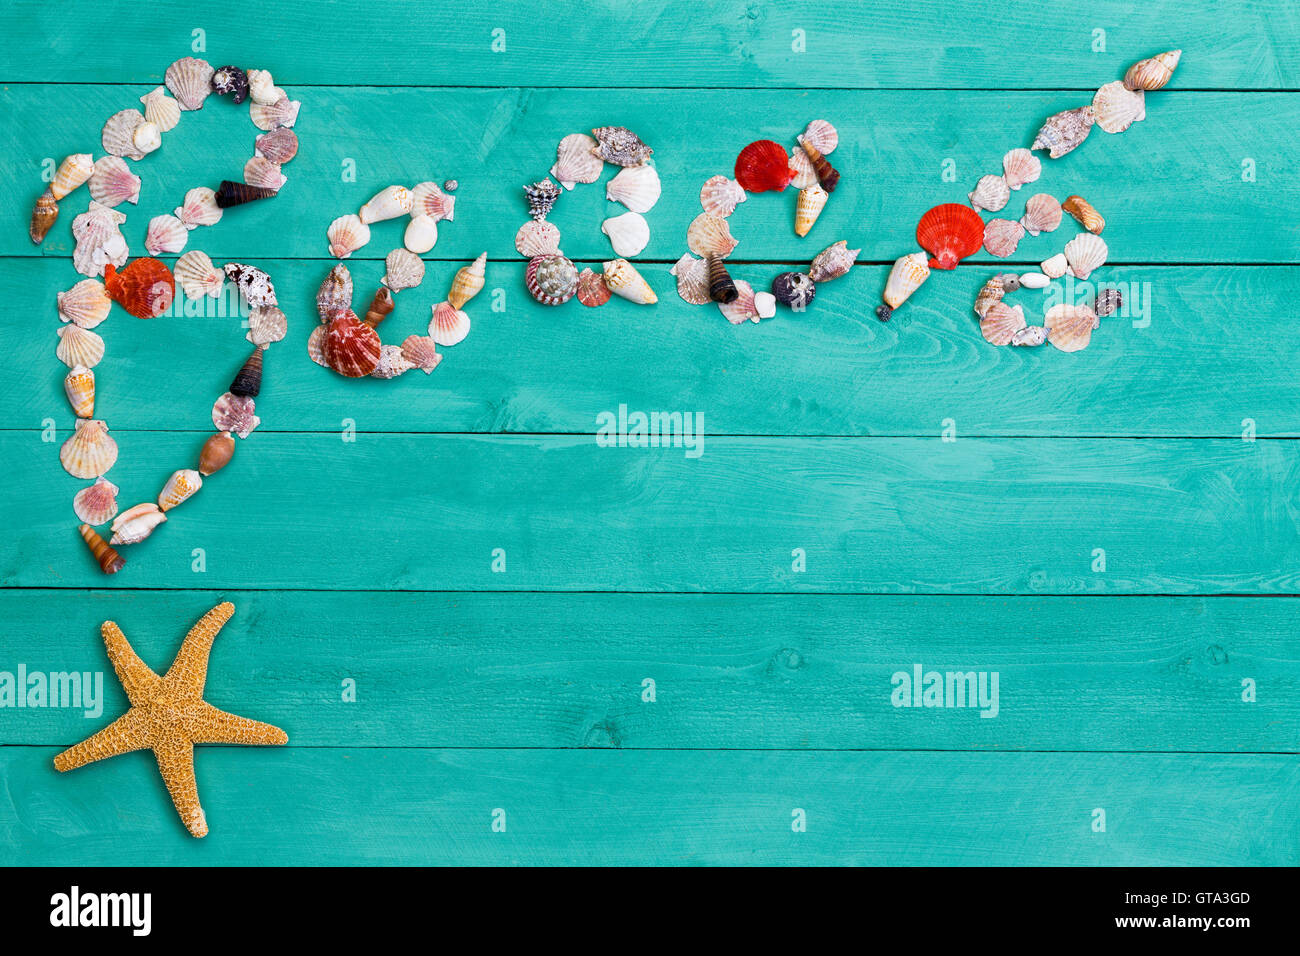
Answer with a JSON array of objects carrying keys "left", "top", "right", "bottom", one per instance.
[
  {"left": 1062, "top": 195, "right": 1105, "bottom": 234},
  {"left": 158, "top": 469, "right": 202, "bottom": 511},
  {"left": 79, "top": 523, "right": 125, "bottom": 574},
  {"left": 882, "top": 252, "right": 930, "bottom": 310},
  {"left": 74, "top": 477, "right": 119, "bottom": 526},
  {"left": 364, "top": 287, "right": 394, "bottom": 328},
  {"left": 447, "top": 253, "right": 486, "bottom": 308},
  {"left": 1124, "top": 50, "right": 1181, "bottom": 91},
  {"left": 229, "top": 347, "right": 264, "bottom": 397},
  {"left": 50, "top": 154, "right": 94, "bottom": 201},
  {"left": 706, "top": 254, "right": 738, "bottom": 304},
  {"left": 64, "top": 365, "right": 95, "bottom": 417},
  {"left": 110, "top": 502, "right": 166, "bottom": 546},
  {"left": 359, "top": 185, "right": 413, "bottom": 225},
  {"left": 199, "top": 431, "right": 235, "bottom": 475},
  {"left": 215, "top": 180, "right": 277, "bottom": 208},
  {"left": 808, "top": 241, "right": 860, "bottom": 283},
  {"left": 917, "top": 203, "right": 984, "bottom": 270},
  {"left": 603, "top": 259, "right": 657, "bottom": 305},
  {"left": 30, "top": 188, "right": 58, "bottom": 244},
  {"left": 794, "top": 184, "right": 828, "bottom": 237},
  {"left": 60, "top": 419, "right": 118, "bottom": 479},
  {"left": 798, "top": 138, "right": 840, "bottom": 192}
]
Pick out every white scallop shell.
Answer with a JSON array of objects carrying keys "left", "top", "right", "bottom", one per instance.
[
  {"left": 132, "top": 121, "right": 161, "bottom": 157},
  {"left": 601, "top": 211, "right": 650, "bottom": 257},
  {"left": 670, "top": 253, "right": 710, "bottom": 305},
  {"left": 57, "top": 279, "right": 111, "bottom": 328},
  {"left": 429, "top": 301, "right": 470, "bottom": 347},
  {"left": 56, "top": 324, "right": 105, "bottom": 368},
  {"left": 1064, "top": 233, "right": 1108, "bottom": 280},
  {"left": 1041, "top": 253, "right": 1069, "bottom": 279},
  {"left": 1093, "top": 80, "right": 1146, "bottom": 134},
  {"left": 139, "top": 86, "right": 180, "bottom": 132},
  {"left": 980, "top": 302, "right": 1027, "bottom": 346},
  {"left": 61, "top": 419, "right": 118, "bottom": 480},
  {"left": 410, "top": 182, "right": 455, "bottom": 222},
  {"left": 328, "top": 214, "right": 371, "bottom": 259},
  {"left": 174, "top": 186, "right": 222, "bottom": 229},
  {"left": 250, "top": 97, "right": 300, "bottom": 131},
  {"left": 686, "top": 213, "right": 738, "bottom": 259},
  {"left": 102, "top": 109, "right": 147, "bottom": 160},
  {"left": 788, "top": 147, "right": 817, "bottom": 189},
  {"left": 403, "top": 215, "right": 438, "bottom": 254},
  {"left": 754, "top": 291, "right": 777, "bottom": 319},
  {"left": 247, "top": 305, "right": 287, "bottom": 346},
  {"left": 801, "top": 119, "right": 839, "bottom": 155},
  {"left": 145, "top": 214, "right": 188, "bottom": 255},
  {"left": 360, "top": 185, "right": 413, "bottom": 224},
  {"left": 243, "top": 156, "right": 286, "bottom": 191},
  {"left": 382, "top": 249, "right": 426, "bottom": 292},
  {"left": 164, "top": 56, "right": 213, "bottom": 111},
  {"left": 174, "top": 250, "right": 224, "bottom": 299},
  {"left": 88, "top": 156, "right": 141, "bottom": 207},
  {"left": 1001, "top": 148, "right": 1041, "bottom": 191},
  {"left": 606, "top": 165, "right": 661, "bottom": 213},
  {"left": 515, "top": 220, "right": 561, "bottom": 257},
  {"left": 969, "top": 174, "right": 1010, "bottom": 213},
  {"left": 718, "top": 279, "right": 760, "bottom": 325},
  {"left": 550, "top": 133, "right": 603, "bottom": 189},
  {"left": 699, "top": 175, "right": 746, "bottom": 218},
  {"left": 70, "top": 202, "right": 128, "bottom": 278}
]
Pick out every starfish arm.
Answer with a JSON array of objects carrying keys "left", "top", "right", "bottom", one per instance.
[
  {"left": 102, "top": 621, "right": 161, "bottom": 705},
  {"left": 53, "top": 709, "right": 148, "bottom": 772},
  {"left": 154, "top": 741, "right": 208, "bottom": 838},
  {"left": 193, "top": 702, "right": 288, "bottom": 746},
  {"left": 162, "top": 601, "right": 234, "bottom": 700}
]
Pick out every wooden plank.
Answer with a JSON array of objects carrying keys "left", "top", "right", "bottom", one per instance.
[
  {"left": 6, "top": 86, "right": 1297, "bottom": 264},
  {"left": 3, "top": 0, "right": 1295, "bottom": 90},
  {"left": 6, "top": 259, "right": 1299, "bottom": 437},
  {"left": 4, "top": 432, "right": 1298, "bottom": 592},
  {"left": 2, "top": 748, "right": 1295, "bottom": 865},
  {"left": 2, "top": 590, "right": 1295, "bottom": 751}
]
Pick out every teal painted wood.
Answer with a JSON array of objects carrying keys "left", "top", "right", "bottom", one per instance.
[
  {"left": 3, "top": 433, "right": 1298, "bottom": 593},
  {"left": 2, "top": 591, "right": 1296, "bottom": 751},
  {"left": 3, "top": 0, "right": 1296, "bottom": 89},
  {"left": 6, "top": 86, "right": 1298, "bottom": 264},
  {"left": 2, "top": 748, "right": 1296, "bottom": 865},
  {"left": 6, "top": 259, "right": 1300, "bottom": 437}
]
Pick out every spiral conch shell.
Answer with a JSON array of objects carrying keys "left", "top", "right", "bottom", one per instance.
[
  {"left": 1124, "top": 50, "right": 1181, "bottom": 92},
  {"left": 447, "top": 253, "right": 486, "bottom": 309},
  {"left": 158, "top": 469, "right": 202, "bottom": 511},
  {"left": 973, "top": 273, "right": 1020, "bottom": 319},
  {"left": 60, "top": 419, "right": 118, "bottom": 479},
  {"left": 1032, "top": 106, "right": 1095, "bottom": 159},
  {"left": 110, "top": 502, "right": 166, "bottom": 546},
  {"left": 58, "top": 279, "right": 111, "bottom": 328},
  {"left": 808, "top": 241, "right": 859, "bottom": 283},
  {"left": 1092, "top": 81, "right": 1146, "bottom": 134},
  {"left": 64, "top": 365, "right": 95, "bottom": 417}
]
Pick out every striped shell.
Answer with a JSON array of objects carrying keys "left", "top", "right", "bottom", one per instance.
[
  {"left": 882, "top": 252, "right": 930, "bottom": 310},
  {"left": 671, "top": 254, "right": 710, "bottom": 305},
  {"left": 980, "top": 302, "right": 1027, "bottom": 346},
  {"left": 50, "top": 154, "right": 94, "bottom": 200},
  {"left": 1019, "top": 193, "right": 1062, "bottom": 237},
  {"left": 524, "top": 254, "right": 579, "bottom": 306},
  {"left": 383, "top": 249, "right": 425, "bottom": 293},
  {"left": 400, "top": 335, "right": 442, "bottom": 374},
  {"left": 139, "top": 86, "right": 180, "bottom": 131},
  {"left": 60, "top": 419, "right": 118, "bottom": 479},
  {"left": 983, "top": 219, "right": 1026, "bottom": 258},
  {"left": 410, "top": 182, "right": 455, "bottom": 221},
  {"left": 174, "top": 187, "right": 222, "bottom": 229},
  {"left": 686, "top": 213, "right": 738, "bottom": 259},
  {"left": 145, "top": 215, "right": 189, "bottom": 255},
  {"left": 968, "top": 175, "right": 1010, "bottom": 213},
  {"left": 699, "top": 175, "right": 746, "bottom": 218},
  {"left": 603, "top": 259, "right": 657, "bottom": 305},
  {"left": 88, "top": 156, "right": 141, "bottom": 207},
  {"left": 250, "top": 96, "right": 300, "bottom": 131},
  {"left": 429, "top": 301, "right": 471, "bottom": 345},
  {"left": 1041, "top": 253, "right": 1069, "bottom": 279},
  {"left": 1062, "top": 195, "right": 1105, "bottom": 235},
  {"left": 57, "top": 279, "right": 111, "bottom": 328},
  {"left": 1064, "top": 233, "right": 1108, "bottom": 281},
  {"left": 307, "top": 324, "right": 328, "bottom": 367},
  {"left": 255, "top": 128, "right": 299, "bottom": 164},
  {"left": 243, "top": 156, "right": 286, "bottom": 191},
  {"left": 328, "top": 214, "right": 371, "bottom": 259},
  {"left": 788, "top": 147, "right": 817, "bottom": 189},
  {"left": 165, "top": 56, "right": 214, "bottom": 110},
  {"left": 1124, "top": 50, "right": 1181, "bottom": 92},
  {"left": 515, "top": 220, "right": 561, "bottom": 257},
  {"left": 174, "top": 251, "right": 224, "bottom": 299},
  {"left": 1093, "top": 81, "right": 1146, "bottom": 134},
  {"left": 56, "top": 324, "right": 105, "bottom": 368},
  {"left": 158, "top": 469, "right": 202, "bottom": 511},
  {"left": 1001, "top": 148, "right": 1041, "bottom": 191},
  {"left": 246, "top": 306, "right": 287, "bottom": 346},
  {"left": 550, "top": 133, "right": 603, "bottom": 189},
  {"left": 64, "top": 365, "right": 95, "bottom": 417},
  {"left": 973, "top": 273, "right": 1020, "bottom": 319},
  {"left": 1045, "top": 304, "right": 1098, "bottom": 353},
  {"left": 110, "top": 503, "right": 166, "bottom": 546},
  {"left": 794, "top": 184, "right": 828, "bottom": 237},
  {"left": 73, "top": 477, "right": 119, "bottom": 525}
]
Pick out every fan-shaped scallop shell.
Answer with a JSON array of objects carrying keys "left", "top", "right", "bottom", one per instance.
[
  {"left": 400, "top": 335, "right": 442, "bottom": 374},
  {"left": 64, "top": 364, "right": 95, "bottom": 417},
  {"left": 1041, "top": 253, "right": 1068, "bottom": 279},
  {"left": 244, "top": 156, "right": 286, "bottom": 191},
  {"left": 983, "top": 219, "right": 1025, "bottom": 258},
  {"left": 145, "top": 215, "right": 189, "bottom": 255},
  {"left": 307, "top": 324, "right": 328, "bottom": 367},
  {"left": 699, "top": 175, "right": 746, "bottom": 218},
  {"left": 73, "top": 477, "right": 119, "bottom": 525},
  {"left": 71, "top": 202, "right": 129, "bottom": 278},
  {"left": 328, "top": 214, "right": 371, "bottom": 259},
  {"left": 1045, "top": 304, "right": 1098, "bottom": 353},
  {"left": 603, "top": 259, "right": 657, "bottom": 305},
  {"left": 801, "top": 119, "right": 839, "bottom": 155},
  {"left": 88, "top": 156, "right": 141, "bottom": 207},
  {"left": 250, "top": 96, "right": 300, "bottom": 131},
  {"left": 132, "top": 122, "right": 161, "bottom": 157},
  {"left": 577, "top": 268, "right": 612, "bottom": 308},
  {"left": 1064, "top": 233, "right": 1108, "bottom": 281},
  {"left": 246, "top": 305, "right": 287, "bottom": 346},
  {"left": 370, "top": 344, "right": 415, "bottom": 380},
  {"left": 524, "top": 254, "right": 579, "bottom": 307},
  {"left": 1124, "top": 50, "right": 1181, "bottom": 92},
  {"left": 102, "top": 109, "right": 147, "bottom": 160},
  {"left": 515, "top": 220, "right": 561, "bottom": 257},
  {"left": 110, "top": 503, "right": 166, "bottom": 546},
  {"left": 174, "top": 187, "right": 222, "bottom": 229},
  {"left": 980, "top": 302, "right": 1027, "bottom": 346},
  {"left": 158, "top": 469, "right": 202, "bottom": 511},
  {"left": 968, "top": 174, "right": 1010, "bottom": 213},
  {"left": 809, "top": 241, "right": 860, "bottom": 283},
  {"left": 56, "top": 324, "right": 105, "bottom": 369},
  {"left": 606, "top": 165, "right": 662, "bottom": 213},
  {"left": 671, "top": 254, "right": 710, "bottom": 305},
  {"left": 1093, "top": 81, "right": 1146, "bottom": 134},
  {"left": 139, "top": 86, "right": 180, "bottom": 131},
  {"left": 254, "top": 127, "right": 299, "bottom": 164},
  {"left": 882, "top": 252, "right": 930, "bottom": 310},
  {"left": 404, "top": 215, "right": 438, "bottom": 254},
  {"left": 58, "top": 279, "right": 111, "bottom": 328},
  {"left": 360, "top": 185, "right": 413, "bottom": 225},
  {"left": 1032, "top": 106, "right": 1095, "bottom": 159},
  {"left": 788, "top": 147, "right": 817, "bottom": 189},
  {"left": 687, "top": 213, "right": 738, "bottom": 259},
  {"left": 212, "top": 392, "right": 261, "bottom": 437},
  {"left": 383, "top": 249, "right": 425, "bottom": 293},
  {"left": 1062, "top": 195, "right": 1105, "bottom": 235},
  {"left": 602, "top": 211, "right": 650, "bottom": 257},
  {"left": 591, "top": 126, "right": 652, "bottom": 166},
  {"left": 165, "top": 57, "right": 214, "bottom": 110},
  {"left": 174, "top": 251, "right": 223, "bottom": 299},
  {"left": 551, "top": 133, "right": 603, "bottom": 189},
  {"left": 409, "top": 181, "right": 455, "bottom": 223},
  {"left": 718, "top": 279, "right": 760, "bottom": 325},
  {"left": 430, "top": 300, "right": 472, "bottom": 345},
  {"left": 1019, "top": 193, "right": 1062, "bottom": 237},
  {"left": 60, "top": 419, "right": 118, "bottom": 479},
  {"left": 1001, "top": 148, "right": 1041, "bottom": 191},
  {"left": 973, "top": 273, "right": 1020, "bottom": 318}
]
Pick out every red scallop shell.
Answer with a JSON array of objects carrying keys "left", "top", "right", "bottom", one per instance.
[
  {"left": 734, "top": 140, "right": 795, "bottom": 193},
  {"left": 322, "top": 310, "right": 381, "bottom": 377},
  {"left": 576, "top": 268, "right": 611, "bottom": 307},
  {"left": 103, "top": 257, "right": 175, "bottom": 318},
  {"left": 916, "top": 204, "right": 985, "bottom": 270}
]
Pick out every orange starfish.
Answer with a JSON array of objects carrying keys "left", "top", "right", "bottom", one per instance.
[{"left": 54, "top": 602, "right": 287, "bottom": 837}]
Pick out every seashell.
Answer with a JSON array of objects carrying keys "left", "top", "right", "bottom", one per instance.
[
  {"left": 671, "top": 253, "right": 711, "bottom": 305},
  {"left": 429, "top": 301, "right": 471, "bottom": 346},
  {"left": 223, "top": 263, "right": 276, "bottom": 308},
  {"left": 174, "top": 251, "right": 223, "bottom": 300},
  {"left": 523, "top": 179, "right": 560, "bottom": 221},
  {"left": 735, "top": 140, "right": 795, "bottom": 193},
  {"left": 602, "top": 259, "right": 657, "bottom": 305},
  {"left": 165, "top": 56, "right": 214, "bottom": 110},
  {"left": 601, "top": 211, "right": 650, "bottom": 257},
  {"left": 1094, "top": 288, "right": 1123, "bottom": 318},
  {"left": 524, "top": 254, "right": 579, "bottom": 307},
  {"left": 591, "top": 126, "right": 652, "bottom": 166},
  {"left": 57, "top": 279, "right": 111, "bottom": 328},
  {"left": 515, "top": 220, "right": 560, "bottom": 257},
  {"left": 199, "top": 432, "right": 235, "bottom": 476},
  {"left": 89, "top": 156, "right": 141, "bottom": 207},
  {"left": 102, "top": 109, "right": 147, "bottom": 160},
  {"left": 79, "top": 523, "right": 125, "bottom": 574},
  {"left": 214, "top": 180, "right": 276, "bottom": 208},
  {"left": 754, "top": 292, "right": 777, "bottom": 319},
  {"left": 247, "top": 305, "right": 287, "bottom": 346},
  {"left": 706, "top": 254, "right": 738, "bottom": 304},
  {"left": 1019, "top": 193, "right": 1062, "bottom": 237},
  {"left": 448, "top": 253, "right": 487, "bottom": 308},
  {"left": 359, "top": 185, "right": 413, "bottom": 224},
  {"left": 370, "top": 344, "right": 415, "bottom": 380},
  {"left": 211, "top": 65, "right": 249, "bottom": 104},
  {"left": 1001, "top": 148, "right": 1041, "bottom": 191},
  {"left": 71, "top": 202, "right": 128, "bottom": 277},
  {"left": 212, "top": 392, "right": 261, "bottom": 437},
  {"left": 1093, "top": 80, "right": 1146, "bottom": 134},
  {"left": 60, "top": 419, "right": 118, "bottom": 479},
  {"left": 1124, "top": 49, "right": 1181, "bottom": 92},
  {"left": 788, "top": 146, "right": 818, "bottom": 189},
  {"left": 980, "top": 302, "right": 1027, "bottom": 346},
  {"left": 968, "top": 174, "right": 1010, "bottom": 213},
  {"left": 1010, "top": 326, "right": 1049, "bottom": 347},
  {"left": 110, "top": 502, "right": 166, "bottom": 546},
  {"left": 157, "top": 469, "right": 202, "bottom": 512},
  {"left": 246, "top": 69, "right": 280, "bottom": 106},
  {"left": 1041, "top": 253, "right": 1068, "bottom": 279},
  {"left": 1062, "top": 195, "right": 1105, "bottom": 235},
  {"left": 383, "top": 249, "right": 425, "bottom": 293},
  {"left": 174, "top": 187, "right": 222, "bottom": 229},
  {"left": 131, "top": 122, "right": 161, "bottom": 157},
  {"left": 686, "top": 213, "right": 738, "bottom": 259},
  {"left": 316, "top": 264, "right": 353, "bottom": 320},
  {"left": 56, "top": 324, "right": 105, "bottom": 369},
  {"left": 243, "top": 156, "right": 286, "bottom": 191},
  {"left": 328, "top": 214, "right": 371, "bottom": 259},
  {"left": 104, "top": 258, "right": 174, "bottom": 318},
  {"left": 229, "top": 347, "right": 264, "bottom": 397},
  {"left": 973, "top": 273, "right": 1020, "bottom": 319},
  {"left": 982, "top": 218, "right": 1026, "bottom": 258},
  {"left": 250, "top": 96, "right": 300, "bottom": 131},
  {"left": 307, "top": 324, "right": 328, "bottom": 367},
  {"left": 50, "top": 153, "right": 94, "bottom": 201},
  {"left": 719, "top": 279, "right": 760, "bottom": 325},
  {"left": 64, "top": 365, "right": 95, "bottom": 417},
  {"left": 794, "top": 184, "right": 828, "bottom": 237},
  {"left": 879, "top": 252, "right": 930, "bottom": 317},
  {"left": 1018, "top": 272, "right": 1050, "bottom": 289},
  {"left": 1045, "top": 304, "right": 1098, "bottom": 353},
  {"left": 1031, "top": 106, "right": 1095, "bottom": 159},
  {"left": 444, "top": 180, "right": 457, "bottom": 192},
  {"left": 403, "top": 215, "right": 438, "bottom": 254},
  {"left": 699, "top": 175, "right": 746, "bottom": 218},
  {"left": 30, "top": 189, "right": 58, "bottom": 244},
  {"left": 801, "top": 119, "right": 839, "bottom": 155},
  {"left": 400, "top": 335, "right": 442, "bottom": 374},
  {"left": 606, "top": 165, "right": 661, "bottom": 213},
  {"left": 916, "top": 203, "right": 984, "bottom": 270},
  {"left": 145, "top": 215, "right": 189, "bottom": 255},
  {"left": 551, "top": 133, "right": 603, "bottom": 189},
  {"left": 1064, "top": 233, "right": 1108, "bottom": 280},
  {"left": 322, "top": 312, "right": 381, "bottom": 377},
  {"left": 255, "top": 127, "right": 299, "bottom": 165},
  {"left": 363, "top": 287, "right": 394, "bottom": 327},
  {"left": 798, "top": 138, "right": 840, "bottom": 192},
  {"left": 808, "top": 240, "right": 860, "bottom": 283},
  {"left": 74, "top": 477, "right": 118, "bottom": 525},
  {"left": 576, "top": 268, "right": 611, "bottom": 308},
  {"left": 139, "top": 86, "right": 180, "bottom": 132},
  {"left": 772, "top": 272, "right": 816, "bottom": 310}
]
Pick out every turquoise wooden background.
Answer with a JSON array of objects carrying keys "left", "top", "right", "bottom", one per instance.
[{"left": 2, "top": 0, "right": 1298, "bottom": 865}]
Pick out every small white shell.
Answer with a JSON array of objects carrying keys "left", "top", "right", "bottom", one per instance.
[
  {"left": 174, "top": 250, "right": 224, "bottom": 299},
  {"left": 601, "top": 211, "right": 650, "bottom": 257},
  {"left": 515, "top": 220, "right": 561, "bottom": 257},
  {"left": 1018, "top": 272, "right": 1050, "bottom": 289},
  {"left": 699, "top": 175, "right": 746, "bottom": 218},
  {"left": 359, "top": 185, "right": 413, "bottom": 225},
  {"left": 328, "top": 214, "right": 371, "bottom": 259},
  {"left": 403, "top": 215, "right": 438, "bottom": 254},
  {"left": 139, "top": 86, "right": 180, "bottom": 132},
  {"left": 70, "top": 202, "right": 128, "bottom": 278},
  {"left": 247, "top": 69, "right": 280, "bottom": 105},
  {"left": 57, "top": 279, "right": 111, "bottom": 328},
  {"left": 754, "top": 292, "right": 777, "bottom": 319},
  {"left": 550, "top": 133, "right": 603, "bottom": 189},
  {"left": 243, "top": 156, "right": 286, "bottom": 191},
  {"left": 144, "top": 214, "right": 188, "bottom": 255},
  {"left": 131, "top": 121, "right": 161, "bottom": 157},
  {"left": 88, "top": 156, "right": 141, "bottom": 207},
  {"left": 174, "top": 186, "right": 222, "bottom": 229},
  {"left": 383, "top": 248, "right": 426, "bottom": 292},
  {"left": 788, "top": 147, "right": 817, "bottom": 189},
  {"left": 1041, "top": 253, "right": 1069, "bottom": 279},
  {"left": 606, "top": 165, "right": 661, "bottom": 213}
]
